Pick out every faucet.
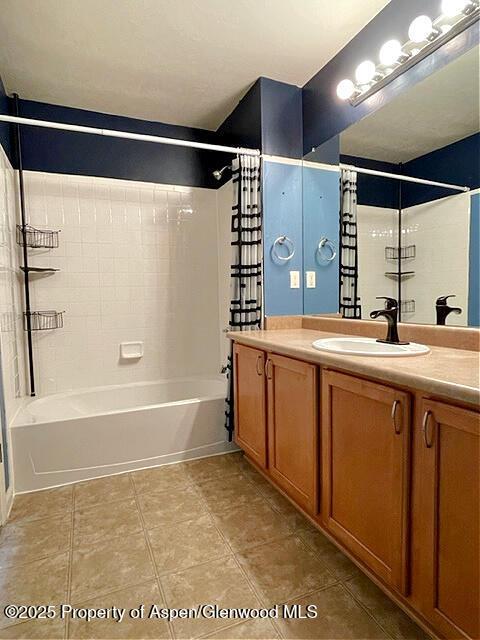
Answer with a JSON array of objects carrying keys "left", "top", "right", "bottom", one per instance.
[
  {"left": 436, "top": 295, "right": 462, "bottom": 325},
  {"left": 370, "top": 297, "right": 409, "bottom": 345}
]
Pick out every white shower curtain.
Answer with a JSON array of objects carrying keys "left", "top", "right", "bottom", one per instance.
[
  {"left": 225, "top": 154, "right": 262, "bottom": 438},
  {"left": 339, "top": 169, "right": 361, "bottom": 318}
]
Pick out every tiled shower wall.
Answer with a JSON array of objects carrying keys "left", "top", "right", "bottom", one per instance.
[
  {"left": 0, "top": 145, "right": 24, "bottom": 422},
  {"left": 24, "top": 171, "right": 229, "bottom": 394}
]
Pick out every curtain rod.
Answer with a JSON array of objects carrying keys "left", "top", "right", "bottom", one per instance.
[
  {"left": 0, "top": 114, "right": 261, "bottom": 157},
  {"left": 340, "top": 163, "right": 469, "bottom": 193}
]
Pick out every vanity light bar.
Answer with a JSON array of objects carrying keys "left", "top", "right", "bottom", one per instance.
[
  {"left": 336, "top": 1, "right": 479, "bottom": 106},
  {"left": 0, "top": 114, "right": 261, "bottom": 157}
]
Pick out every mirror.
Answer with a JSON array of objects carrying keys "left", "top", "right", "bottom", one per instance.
[{"left": 303, "top": 43, "right": 479, "bottom": 327}]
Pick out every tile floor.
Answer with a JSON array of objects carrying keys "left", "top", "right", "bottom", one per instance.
[{"left": 0, "top": 452, "right": 429, "bottom": 639}]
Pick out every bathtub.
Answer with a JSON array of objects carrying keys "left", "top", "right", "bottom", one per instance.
[{"left": 11, "top": 376, "right": 237, "bottom": 493}]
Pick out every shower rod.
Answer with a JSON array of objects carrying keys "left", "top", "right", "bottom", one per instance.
[
  {"left": 340, "top": 163, "right": 470, "bottom": 192},
  {"left": 0, "top": 114, "right": 261, "bottom": 157}
]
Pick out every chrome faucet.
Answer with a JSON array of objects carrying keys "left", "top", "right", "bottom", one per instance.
[
  {"left": 370, "top": 297, "right": 409, "bottom": 345},
  {"left": 436, "top": 295, "right": 462, "bottom": 325}
]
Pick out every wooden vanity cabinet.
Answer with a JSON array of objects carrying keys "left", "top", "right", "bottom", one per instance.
[
  {"left": 266, "top": 354, "right": 318, "bottom": 515},
  {"left": 233, "top": 343, "right": 267, "bottom": 468},
  {"left": 321, "top": 370, "right": 411, "bottom": 594},
  {"left": 415, "top": 398, "right": 479, "bottom": 640}
]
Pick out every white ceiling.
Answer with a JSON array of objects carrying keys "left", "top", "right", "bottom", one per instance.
[
  {"left": 0, "top": 0, "right": 388, "bottom": 130},
  {"left": 341, "top": 45, "right": 480, "bottom": 163}
]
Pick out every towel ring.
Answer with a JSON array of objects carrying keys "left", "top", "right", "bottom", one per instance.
[
  {"left": 317, "top": 237, "right": 337, "bottom": 262},
  {"left": 272, "top": 235, "right": 295, "bottom": 262}
]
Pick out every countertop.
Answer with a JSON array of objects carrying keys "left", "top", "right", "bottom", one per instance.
[{"left": 228, "top": 328, "right": 480, "bottom": 406}]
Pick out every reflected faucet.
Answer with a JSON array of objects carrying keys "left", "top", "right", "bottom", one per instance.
[
  {"left": 370, "top": 297, "right": 409, "bottom": 345},
  {"left": 436, "top": 295, "right": 462, "bottom": 326}
]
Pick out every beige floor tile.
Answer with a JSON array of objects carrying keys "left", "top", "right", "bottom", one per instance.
[
  {"left": 148, "top": 514, "right": 230, "bottom": 575},
  {"left": 161, "top": 556, "right": 259, "bottom": 638},
  {"left": 73, "top": 498, "right": 142, "bottom": 547},
  {"left": 193, "top": 474, "right": 264, "bottom": 515},
  {"left": 236, "top": 535, "right": 336, "bottom": 606},
  {"left": 276, "top": 584, "right": 389, "bottom": 639},
  {"left": 0, "top": 515, "right": 71, "bottom": 569},
  {"left": 344, "top": 573, "right": 430, "bottom": 639},
  {"left": 138, "top": 485, "right": 207, "bottom": 530},
  {"left": 204, "top": 618, "right": 279, "bottom": 639},
  {"left": 183, "top": 454, "right": 242, "bottom": 484},
  {"left": 74, "top": 474, "right": 134, "bottom": 510},
  {"left": 8, "top": 486, "right": 73, "bottom": 525},
  {"left": 213, "top": 501, "right": 292, "bottom": 551},
  {"left": 299, "top": 528, "right": 361, "bottom": 581},
  {"left": 0, "top": 553, "right": 69, "bottom": 630},
  {"left": 132, "top": 464, "right": 192, "bottom": 495},
  {"left": 0, "top": 618, "right": 65, "bottom": 639},
  {"left": 263, "top": 491, "right": 314, "bottom": 531},
  {"left": 70, "top": 532, "right": 155, "bottom": 600},
  {"left": 69, "top": 580, "right": 170, "bottom": 639}
]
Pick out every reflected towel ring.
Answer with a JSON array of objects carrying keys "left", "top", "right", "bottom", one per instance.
[
  {"left": 317, "top": 237, "right": 337, "bottom": 262},
  {"left": 272, "top": 235, "right": 295, "bottom": 262}
]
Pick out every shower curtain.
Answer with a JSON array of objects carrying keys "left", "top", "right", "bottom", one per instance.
[
  {"left": 224, "top": 154, "right": 262, "bottom": 439},
  {"left": 339, "top": 169, "right": 362, "bottom": 318}
]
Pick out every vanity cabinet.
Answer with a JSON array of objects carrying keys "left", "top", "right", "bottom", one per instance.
[
  {"left": 321, "top": 370, "right": 411, "bottom": 594},
  {"left": 416, "top": 399, "right": 479, "bottom": 640},
  {"left": 233, "top": 344, "right": 267, "bottom": 468},
  {"left": 266, "top": 354, "right": 318, "bottom": 514}
]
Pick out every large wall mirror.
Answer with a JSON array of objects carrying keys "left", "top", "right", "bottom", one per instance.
[{"left": 302, "top": 43, "right": 479, "bottom": 327}]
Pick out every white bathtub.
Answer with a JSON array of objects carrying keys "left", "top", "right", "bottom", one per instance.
[{"left": 11, "top": 376, "right": 237, "bottom": 493}]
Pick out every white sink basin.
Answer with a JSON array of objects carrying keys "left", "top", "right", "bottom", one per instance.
[{"left": 312, "top": 337, "right": 430, "bottom": 357}]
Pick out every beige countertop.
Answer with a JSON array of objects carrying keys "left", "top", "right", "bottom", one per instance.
[{"left": 228, "top": 328, "right": 480, "bottom": 406}]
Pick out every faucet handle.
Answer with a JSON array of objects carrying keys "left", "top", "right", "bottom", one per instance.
[
  {"left": 436, "top": 295, "right": 456, "bottom": 306},
  {"left": 376, "top": 296, "right": 398, "bottom": 310}
]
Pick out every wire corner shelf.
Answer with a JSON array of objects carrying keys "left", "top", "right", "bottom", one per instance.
[
  {"left": 24, "top": 310, "right": 65, "bottom": 331},
  {"left": 16, "top": 224, "right": 61, "bottom": 249}
]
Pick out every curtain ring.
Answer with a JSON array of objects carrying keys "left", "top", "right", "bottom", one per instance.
[
  {"left": 272, "top": 236, "right": 295, "bottom": 262},
  {"left": 317, "top": 237, "right": 337, "bottom": 262}
]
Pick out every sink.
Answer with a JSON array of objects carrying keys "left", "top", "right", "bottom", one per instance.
[{"left": 312, "top": 337, "right": 430, "bottom": 357}]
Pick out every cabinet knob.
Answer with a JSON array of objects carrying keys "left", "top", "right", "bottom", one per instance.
[
  {"left": 391, "top": 400, "right": 401, "bottom": 435},
  {"left": 255, "top": 355, "right": 263, "bottom": 376},
  {"left": 422, "top": 410, "right": 434, "bottom": 448}
]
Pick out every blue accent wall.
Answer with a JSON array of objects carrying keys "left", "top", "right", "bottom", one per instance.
[
  {"left": 303, "top": 0, "right": 479, "bottom": 154},
  {"left": 302, "top": 167, "right": 340, "bottom": 314},
  {"left": 468, "top": 192, "right": 480, "bottom": 327},
  {"left": 263, "top": 160, "right": 303, "bottom": 315},
  {"left": 402, "top": 133, "right": 480, "bottom": 208},
  {"left": 340, "top": 154, "right": 401, "bottom": 209},
  {"left": 260, "top": 78, "right": 303, "bottom": 159},
  {"left": 15, "top": 98, "right": 234, "bottom": 189},
  {"left": 217, "top": 80, "right": 262, "bottom": 152}
]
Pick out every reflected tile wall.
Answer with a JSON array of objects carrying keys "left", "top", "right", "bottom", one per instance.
[
  {"left": 0, "top": 146, "right": 24, "bottom": 422},
  {"left": 23, "top": 172, "right": 224, "bottom": 394}
]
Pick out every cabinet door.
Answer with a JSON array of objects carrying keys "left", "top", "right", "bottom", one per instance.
[
  {"left": 417, "top": 399, "right": 479, "bottom": 640},
  {"left": 321, "top": 370, "right": 411, "bottom": 593},
  {"left": 267, "top": 354, "right": 318, "bottom": 514},
  {"left": 233, "top": 344, "right": 267, "bottom": 468}
]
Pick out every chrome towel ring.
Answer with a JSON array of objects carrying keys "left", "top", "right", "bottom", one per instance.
[
  {"left": 272, "top": 235, "right": 295, "bottom": 262},
  {"left": 317, "top": 237, "right": 337, "bottom": 262}
]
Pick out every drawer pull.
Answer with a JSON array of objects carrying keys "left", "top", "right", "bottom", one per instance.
[
  {"left": 265, "top": 358, "right": 273, "bottom": 380},
  {"left": 391, "top": 400, "right": 401, "bottom": 434},
  {"left": 422, "top": 410, "right": 434, "bottom": 448},
  {"left": 255, "top": 355, "right": 263, "bottom": 376}
]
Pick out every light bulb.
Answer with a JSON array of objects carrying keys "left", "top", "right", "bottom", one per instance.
[
  {"left": 441, "top": 0, "right": 468, "bottom": 16},
  {"left": 355, "top": 60, "right": 376, "bottom": 84},
  {"left": 379, "top": 40, "right": 402, "bottom": 65},
  {"left": 336, "top": 79, "right": 355, "bottom": 100},
  {"left": 408, "top": 15, "right": 433, "bottom": 42}
]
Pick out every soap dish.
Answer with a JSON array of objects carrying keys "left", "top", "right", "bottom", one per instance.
[{"left": 120, "top": 341, "right": 144, "bottom": 360}]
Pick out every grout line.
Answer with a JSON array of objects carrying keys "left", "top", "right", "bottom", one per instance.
[
  {"left": 129, "top": 473, "right": 175, "bottom": 640},
  {"left": 64, "top": 485, "right": 76, "bottom": 640},
  {"left": 341, "top": 580, "right": 398, "bottom": 640}
]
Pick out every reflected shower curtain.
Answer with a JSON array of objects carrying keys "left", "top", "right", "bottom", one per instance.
[
  {"left": 339, "top": 169, "right": 361, "bottom": 318},
  {"left": 224, "top": 155, "right": 262, "bottom": 439}
]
